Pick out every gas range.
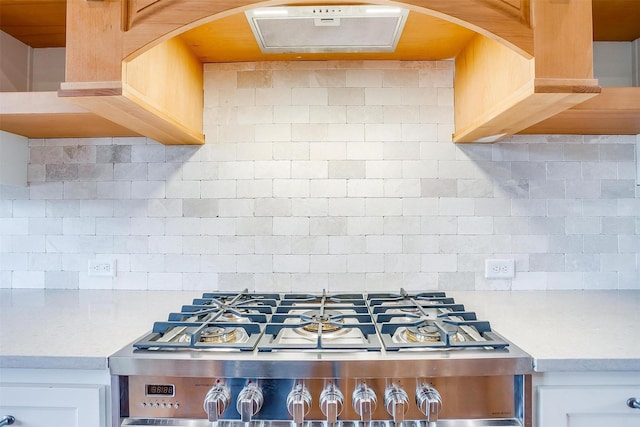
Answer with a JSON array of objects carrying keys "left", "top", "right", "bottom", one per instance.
[{"left": 109, "top": 289, "right": 533, "bottom": 427}]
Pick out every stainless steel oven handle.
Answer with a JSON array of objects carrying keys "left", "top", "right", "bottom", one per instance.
[
  {"left": 628, "top": 397, "right": 640, "bottom": 409},
  {"left": 0, "top": 415, "right": 15, "bottom": 426}
]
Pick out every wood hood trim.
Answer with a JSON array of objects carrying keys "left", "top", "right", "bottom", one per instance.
[{"left": 60, "top": 0, "right": 612, "bottom": 145}]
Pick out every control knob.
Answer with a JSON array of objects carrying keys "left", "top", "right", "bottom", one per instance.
[
  {"left": 286, "top": 382, "right": 312, "bottom": 424},
  {"left": 236, "top": 382, "right": 264, "bottom": 422},
  {"left": 203, "top": 381, "right": 231, "bottom": 422},
  {"left": 384, "top": 383, "right": 409, "bottom": 424},
  {"left": 352, "top": 382, "right": 377, "bottom": 422},
  {"left": 320, "top": 383, "right": 344, "bottom": 424},
  {"left": 416, "top": 383, "right": 442, "bottom": 426}
]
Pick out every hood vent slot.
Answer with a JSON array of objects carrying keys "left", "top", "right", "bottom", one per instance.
[{"left": 245, "top": 5, "right": 409, "bottom": 54}]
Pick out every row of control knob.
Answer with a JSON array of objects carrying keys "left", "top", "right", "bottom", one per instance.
[{"left": 203, "top": 381, "right": 442, "bottom": 424}]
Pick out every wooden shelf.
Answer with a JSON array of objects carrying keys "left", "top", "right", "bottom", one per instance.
[
  {"left": 520, "top": 87, "right": 640, "bottom": 135},
  {"left": 0, "top": 91, "right": 139, "bottom": 138}
]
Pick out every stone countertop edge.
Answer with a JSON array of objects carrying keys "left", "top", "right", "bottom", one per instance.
[
  {"left": 0, "top": 355, "right": 108, "bottom": 370},
  {"left": 533, "top": 358, "right": 640, "bottom": 372}
]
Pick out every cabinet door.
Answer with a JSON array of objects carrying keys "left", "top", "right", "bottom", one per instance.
[
  {"left": 0, "top": 384, "right": 106, "bottom": 427},
  {"left": 537, "top": 385, "right": 640, "bottom": 427}
]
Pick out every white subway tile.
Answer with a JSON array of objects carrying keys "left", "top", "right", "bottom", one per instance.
[
  {"left": 255, "top": 198, "right": 292, "bottom": 217},
  {"left": 9, "top": 271, "right": 44, "bottom": 289},
  {"left": 218, "top": 236, "right": 254, "bottom": 254},
  {"left": 165, "top": 218, "right": 201, "bottom": 236},
  {"left": 310, "top": 179, "right": 346, "bottom": 197},
  {"left": 384, "top": 254, "right": 421, "bottom": 273},
  {"left": 218, "top": 199, "right": 255, "bottom": 217},
  {"left": 384, "top": 179, "right": 420, "bottom": 197},
  {"left": 365, "top": 88, "right": 402, "bottom": 105},
  {"left": 365, "top": 124, "right": 401, "bottom": 142},
  {"left": 273, "top": 217, "right": 309, "bottom": 235},
  {"left": 348, "top": 217, "right": 383, "bottom": 235},
  {"left": 383, "top": 142, "right": 420, "bottom": 160},
  {"left": 583, "top": 272, "right": 618, "bottom": 289},
  {"left": 458, "top": 217, "right": 493, "bottom": 235},
  {"left": 255, "top": 161, "right": 291, "bottom": 179},
  {"left": 329, "top": 198, "right": 366, "bottom": 216},
  {"left": 148, "top": 236, "right": 182, "bottom": 254},
  {"left": 347, "top": 179, "right": 384, "bottom": 197},
  {"left": 292, "top": 88, "right": 328, "bottom": 105},
  {"left": 329, "top": 236, "right": 365, "bottom": 254},
  {"left": 273, "top": 179, "right": 309, "bottom": 197},
  {"left": 274, "top": 142, "right": 310, "bottom": 160},
  {"left": 148, "top": 272, "right": 182, "bottom": 290},
  {"left": 236, "top": 255, "right": 272, "bottom": 273},
  {"left": 327, "top": 124, "right": 364, "bottom": 142},
  {"left": 274, "top": 105, "right": 309, "bottom": 123},
  {"left": 365, "top": 235, "right": 402, "bottom": 253},
  {"left": 255, "top": 273, "right": 292, "bottom": 292},
  {"left": 421, "top": 254, "right": 457, "bottom": 272},
  {"left": 383, "top": 216, "right": 421, "bottom": 235},
  {"left": 218, "top": 161, "right": 254, "bottom": 179},
  {"left": 237, "top": 179, "right": 273, "bottom": 198},
  {"left": 113, "top": 236, "right": 148, "bottom": 254},
  {"left": 292, "top": 124, "right": 329, "bottom": 142},
  {"left": 309, "top": 142, "right": 346, "bottom": 161},
  {"left": 347, "top": 254, "right": 384, "bottom": 273},
  {"left": 347, "top": 106, "right": 384, "bottom": 124},
  {"left": 291, "top": 161, "right": 328, "bottom": 179},
  {"left": 292, "top": 198, "right": 329, "bottom": 217},
  {"left": 274, "top": 255, "right": 309, "bottom": 273},
  {"left": 255, "top": 236, "right": 291, "bottom": 254},
  {"left": 201, "top": 255, "right": 237, "bottom": 272},
  {"left": 366, "top": 160, "right": 402, "bottom": 178},
  {"left": 346, "top": 142, "right": 384, "bottom": 160},
  {"left": 236, "top": 217, "right": 273, "bottom": 236},
  {"left": 329, "top": 88, "right": 365, "bottom": 106},
  {"left": 291, "top": 273, "right": 328, "bottom": 293},
  {"left": 165, "top": 254, "right": 201, "bottom": 272},
  {"left": 346, "top": 69, "right": 383, "bottom": 87}
]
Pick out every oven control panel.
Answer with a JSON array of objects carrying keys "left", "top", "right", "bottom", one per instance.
[{"left": 126, "top": 375, "right": 516, "bottom": 421}]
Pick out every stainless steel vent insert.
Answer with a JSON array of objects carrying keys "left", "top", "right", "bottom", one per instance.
[{"left": 245, "top": 5, "right": 409, "bottom": 53}]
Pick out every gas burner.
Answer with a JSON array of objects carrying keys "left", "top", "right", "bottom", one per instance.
[
  {"left": 200, "top": 326, "right": 241, "bottom": 343},
  {"left": 299, "top": 310, "right": 344, "bottom": 333},
  {"left": 401, "top": 322, "right": 464, "bottom": 344}
]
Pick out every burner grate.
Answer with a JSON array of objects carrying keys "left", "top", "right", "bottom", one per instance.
[{"left": 134, "top": 322, "right": 263, "bottom": 351}]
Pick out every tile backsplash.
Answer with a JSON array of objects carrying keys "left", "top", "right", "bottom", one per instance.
[{"left": 0, "top": 61, "right": 638, "bottom": 291}]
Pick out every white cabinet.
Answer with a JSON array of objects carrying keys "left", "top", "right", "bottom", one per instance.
[
  {"left": 535, "top": 371, "right": 640, "bottom": 427},
  {"left": 0, "top": 368, "right": 110, "bottom": 427}
]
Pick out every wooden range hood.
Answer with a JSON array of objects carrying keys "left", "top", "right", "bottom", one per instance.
[{"left": 3, "top": 0, "right": 639, "bottom": 145}]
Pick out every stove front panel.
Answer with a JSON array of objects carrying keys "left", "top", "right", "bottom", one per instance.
[{"left": 126, "top": 375, "right": 518, "bottom": 421}]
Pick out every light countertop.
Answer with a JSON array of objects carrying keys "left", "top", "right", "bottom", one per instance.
[{"left": 0, "top": 289, "right": 638, "bottom": 372}]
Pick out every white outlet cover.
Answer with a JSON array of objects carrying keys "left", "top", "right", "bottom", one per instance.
[
  {"left": 485, "top": 259, "right": 515, "bottom": 279},
  {"left": 88, "top": 259, "right": 116, "bottom": 277}
]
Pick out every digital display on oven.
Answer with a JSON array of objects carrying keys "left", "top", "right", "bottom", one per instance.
[{"left": 145, "top": 384, "right": 175, "bottom": 397}]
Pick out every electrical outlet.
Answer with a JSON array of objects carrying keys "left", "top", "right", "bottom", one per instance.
[
  {"left": 485, "top": 259, "right": 515, "bottom": 279},
  {"left": 88, "top": 259, "right": 116, "bottom": 277}
]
